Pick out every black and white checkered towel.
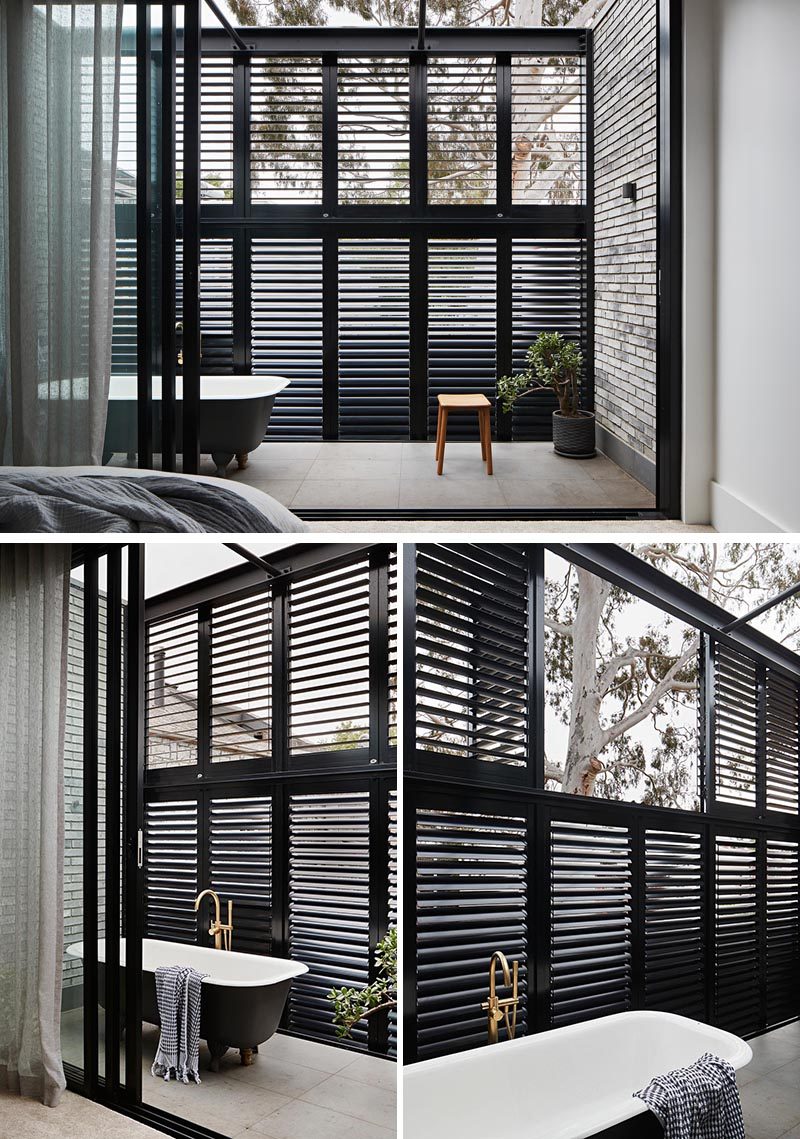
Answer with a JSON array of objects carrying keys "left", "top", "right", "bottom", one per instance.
[
  {"left": 634, "top": 1052, "right": 746, "bottom": 1139},
  {"left": 151, "top": 965, "right": 208, "bottom": 1084}
]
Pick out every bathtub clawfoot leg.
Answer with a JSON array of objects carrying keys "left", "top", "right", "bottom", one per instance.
[
  {"left": 211, "top": 451, "right": 233, "bottom": 476},
  {"left": 208, "top": 1040, "right": 228, "bottom": 1073},
  {"left": 236, "top": 451, "right": 249, "bottom": 470},
  {"left": 240, "top": 1048, "right": 256, "bottom": 1066}
]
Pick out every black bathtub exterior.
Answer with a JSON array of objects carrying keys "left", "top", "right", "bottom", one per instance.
[
  {"left": 592, "top": 1114, "right": 663, "bottom": 1138},
  {"left": 101, "top": 961, "right": 294, "bottom": 1069},
  {"left": 103, "top": 392, "right": 278, "bottom": 474}
]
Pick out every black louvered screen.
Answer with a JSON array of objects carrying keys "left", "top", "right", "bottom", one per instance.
[
  {"left": 250, "top": 57, "right": 323, "bottom": 204},
  {"left": 511, "top": 56, "right": 586, "bottom": 206},
  {"left": 712, "top": 642, "right": 759, "bottom": 809},
  {"left": 112, "top": 237, "right": 137, "bottom": 371},
  {"left": 427, "top": 58, "right": 496, "bottom": 205},
  {"left": 288, "top": 792, "right": 371, "bottom": 1048},
  {"left": 254, "top": 237, "right": 324, "bottom": 440},
  {"left": 145, "top": 799, "right": 199, "bottom": 942},
  {"left": 415, "top": 544, "right": 529, "bottom": 770},
  {"left": 388, "top": 788, "right": 398, "bottom": 1058},
  {"left": 175, "top": 56, "right": 234, "bottom": 203},
  {"left": 209, "top": 796, "right": 272, "bottom": 955},
  {"left": 210, "top": 591, "right": 272, "bottom": 766},
  {"left": 289, "top": 559, "right": 371, "bottom": 756},
  {"left": 643, "top": 828, "right": 706, "bottom": 1019},
  {"left": 146, "top": 610, "right": 199, "bottom": 771},
  {"left": 175, "top": 238, "right": 235, "bottom": 372},
  {"left": 338, "top": 58, "right": 409, "bottom": 204},
  {"left": 416, "top": 807, "right": 528, "bottom": 1060},
  {"left": 766, "top": 671, "right": 800, "bottom": 815},
  {"left": 338, "top": 239, "right": 410, "bottom": 439},
  {"left": 550, "top": 819, "right": 633, "bottom": 1028},
  {"left": 714, "top": 833, "right": 759, "bottom": 1035},
  {"left": 388, "top": 549, "right": 398, "bottom": 748},
  {"left": 427, "top": 239, "right": 497, "bottom": 439},
  {"left": 511, "top": 237, "right": 586, "bottom": 440},
  {"left": 766, "top": 839, "right": 800, "bottom": 1026}
]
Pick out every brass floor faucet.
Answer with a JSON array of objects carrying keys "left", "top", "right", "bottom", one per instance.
[
  {"left": 481, "top": 950, "right": 519, "bottom": 1044},
  {"left": 194, "top": 889, "right": 233, "bottom": 951}
]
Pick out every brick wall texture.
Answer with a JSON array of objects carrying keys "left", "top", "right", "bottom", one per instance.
[{"left": 593, "top": 0, "right": 658, "bottom": 464}]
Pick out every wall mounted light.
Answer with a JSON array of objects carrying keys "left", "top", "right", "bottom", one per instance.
[{"left": 622, "top": 181, "right": 638, "bottom": 202}]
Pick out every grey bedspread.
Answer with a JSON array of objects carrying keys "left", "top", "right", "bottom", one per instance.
[{"left": 0, "top": 473, "right": 294, "bottom": 533}]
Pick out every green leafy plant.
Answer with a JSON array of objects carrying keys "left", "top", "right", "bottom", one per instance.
[
  {"left": 328, "top": 928, "right": 397, "bottom": 1039},
  {"left": 497, "top": 331, "right": 584, "bottom": 418}
]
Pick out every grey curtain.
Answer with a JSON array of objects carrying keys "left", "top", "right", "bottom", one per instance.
[
  {"left": 0, "top": 546, "right": 71, "bottom": 1107},
  {"left": 0, "top": 2, "right": 123, "bottom": 466}
]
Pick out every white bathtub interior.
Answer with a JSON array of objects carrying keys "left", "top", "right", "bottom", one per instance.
[{"left": 404, "top": 1011, "right": 753, "bottom": 1139}]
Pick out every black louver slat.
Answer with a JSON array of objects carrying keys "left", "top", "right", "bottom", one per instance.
[
  {"left": 251, "top": 57, "right": 323, "bottom": 204},
  {"left": 146, "top": 611, "right": 199, "bottom": 771},
  {"left": 415, "top": 544, "right": 529, "bottom": 768},
  {"left": 550, "top": 819, "right": 633, "bottom": 1028},
  {"left": 289, "top": 559, "right": 371, "bottom": 755},
  {"left": 643, "top": 829, "right": 705, "bottom": 1019},
  {"left": 145, "top": 799, "right": 199, "bottom": 942},
  {"left": 415, "top": 807, "right": 528, "bottom": 1060},
  {"left": 254, "top": 237, "right": 324, "bottom": 440},
  {"left": 338, "top": 58, "right": 410, "bottom": 204},
  {"left": 766, "top": 670, "right": 800, "bottom": 815},
  {"left": 288, "top": 792, "right": 371, "bottom": 1047},
  {"left": 210, "top": 591, "right": 272, "bottom": 765},
  {"left": 714, "top": 833, "right": 759, "bottom": 1035},
  {"left": 511, "top": 238, "right": 586, "bottom": 440},
  {"left": 209, "top": 796, "right": 272, "bottom": 955},
  {"left": 713, "top": 643, "right": 759, "bottom": 808},
  {"left": 427, "top": 239, "right": 497, "bottom": 439},
  {"left": 339, "top": 239, "right": 411, "bottom": 439}
]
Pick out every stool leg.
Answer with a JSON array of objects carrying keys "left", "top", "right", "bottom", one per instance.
[
  {"left": 437, "top": 409, "right": 448, "bottom": 475},
  {"left": 479, "top": 409, "right": 486, "bottom": 460},
  {"left": 435, "top": 405, "right": 442, "bottom": 462},
  {"left": 484, "top": 409, "right": 493, "bottom": 476}
]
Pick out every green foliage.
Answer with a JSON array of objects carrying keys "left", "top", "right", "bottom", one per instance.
[
  {"left": 329, "top": 928, "right": 397, "bottom": 1039},
  {"left": 497, "top": 331, "right": 583, "bottom": 417},
  {"left": 329, "top": 719, "right": 368, "bottom": 750}
]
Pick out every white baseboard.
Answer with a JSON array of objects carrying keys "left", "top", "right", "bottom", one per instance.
[{"left": 710, "top": 481, "right": 785, "bottom": 533}]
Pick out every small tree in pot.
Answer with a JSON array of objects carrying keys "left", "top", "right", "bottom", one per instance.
[{"left": 497, "top": 331, "right": 595, "bottom": 458}]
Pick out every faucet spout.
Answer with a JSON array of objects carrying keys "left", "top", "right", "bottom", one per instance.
[
  {"left": 194, "top": 889, "right": 233, "bottom": 951},
  {"left": 481, "top": 949, "right": 520, "bottom": 1045}
]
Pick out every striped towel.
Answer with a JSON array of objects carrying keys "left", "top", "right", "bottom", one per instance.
[
  {"left": 634, "top": 1052, "right": 746, "bottom": 1139},
  {"left": 151, "top": 965, "right": 208, "bottom": 1084}
]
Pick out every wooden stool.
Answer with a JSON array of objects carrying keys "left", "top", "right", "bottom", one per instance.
[{"left": 435, "top": 394, "right": 493, "bottom": 476}]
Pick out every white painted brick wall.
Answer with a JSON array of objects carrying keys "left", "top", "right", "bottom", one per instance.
[{"left": 594, "top": 0, "right": 658, "bottom": 463}]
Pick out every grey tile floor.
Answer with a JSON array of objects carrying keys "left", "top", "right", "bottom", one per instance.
[
  {"left": 60, "top": 1011, "right": 396, "bottom": 1139},
  {"left": 736, "top": 1022, "right": 800, "bottom": 1139},
  {"left": 112, "top": 440, "right": 654, "bottom": 512}
]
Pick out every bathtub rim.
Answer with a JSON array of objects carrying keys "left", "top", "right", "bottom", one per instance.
[
  {"left": 65, "top": 937, "right": 309, "bottom": 988},
  {"left": 107, "top": 374, "right": 290, "bottom": 401},
  {"left": 404, "top": 1010, "right": 753, "bottom": 1139}
]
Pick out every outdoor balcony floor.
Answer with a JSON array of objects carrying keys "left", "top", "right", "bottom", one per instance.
[
  {"left": 60, "top": 1010, "right": 396, "bottom": 1139},
  {"left": 213, "top": 440, "right": 656, "bottom": 512}
]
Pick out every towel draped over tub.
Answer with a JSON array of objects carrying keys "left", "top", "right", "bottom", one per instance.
[
  {"left": 634, "top": 1052, "right": 746, "bottom": 1139},
  {"left": 151, "top": 965, "right": 208, "bottom": 1084}
]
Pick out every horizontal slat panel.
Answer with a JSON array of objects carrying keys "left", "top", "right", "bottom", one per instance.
[
  {"left": 714, "top": 833, "right": 760, "bottom": 1035},
  {"left": 145, "top": 799, "right": 199, "bottom": 943},
  {"left": 146, "top": 611, "right": 199, "bottom": 771},
  {"left": 209, "top": 796, "right": 272, "bottom": 955},
  {"left": 254, "top": 237, "right": 324, "bottom": 440},
  {"left": 288, "top": 793, "right": 371, "bottom": 1048},
  {"left": 388, "top": 549, "right": 398, "bottom": 748},
  {"left": 416, "top": 544, "right": 529, "bottom": 768},
  {"left": 416, "top": 807, "right": 528, "bottom": 1059},
  {"left": 644, "top": 829, "right": 705, "bottom": 1019},
  {"left": 112, "top": 236, "right": 137, "bottom": 372},
  {"left": 713, "top": 642, "right": 758, "bottom": 809},
  {"left": 338, "top": 58, "right": 409, "bottom": 204},
  {"left": 175, "top": 238, "right": 235, "bottom": 373},
  {"left": 175, "top": 56, "right": 234, "bottom": 202},
  {"left": 766, "top": 839, "right": 800, "bottom": 1027},
  {"left": 210, "top": 591, "right": 272, "bottom": 765},
  {"left": 388, "top": 788, "right": 398, "bottom": 1058},
  {"left": 511, "top": 55, "right": 586, "bottom": 205},
  {"left": 428, "top": 57, "right": 496, "bottom": 205},
  {"left": 289, "top": 559, "right": 371, "bottom": 755},
  {"left": 550, "top": 819, "right": 632, "bottom": 1027},
  {"left": 766, "top": 670, "right": 800, "bottom": 815},
  {"left": 251, "top": 57, "right": 323, "bottom": 203}
]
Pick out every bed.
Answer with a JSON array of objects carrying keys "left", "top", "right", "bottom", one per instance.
[{"left": 0, "top": 466, "right": 308, "bottom": 534}]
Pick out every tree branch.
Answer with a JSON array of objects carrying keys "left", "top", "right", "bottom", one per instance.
[{"left": 604, "top": 638, "right": 699, "bottom": 743}]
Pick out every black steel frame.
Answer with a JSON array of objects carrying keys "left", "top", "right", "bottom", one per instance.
[
  {"left": 130, "top": 1, "right": 683, "bottom": 519},
  {"left": 403, "top": 542, "right": 800, "bottom": 1061}
]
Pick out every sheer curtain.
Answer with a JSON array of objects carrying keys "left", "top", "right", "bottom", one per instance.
[
  {"left": 0, "top": 546, "right": 71, "bottom": 1106},
  {"left": 0, "top": 2, "right": 123, "bottom": 466}
]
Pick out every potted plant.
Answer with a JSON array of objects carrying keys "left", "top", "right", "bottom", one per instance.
[
  {"left": 497, "top": 331, "right": 595, "bottom": 458},
  {"left": 329, "top": 928, "right": 397, "bottom": 1039}
]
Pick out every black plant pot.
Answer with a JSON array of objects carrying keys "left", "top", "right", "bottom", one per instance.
[{"left": 552, "top": 410, "right": 596, "bottom": 458}]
